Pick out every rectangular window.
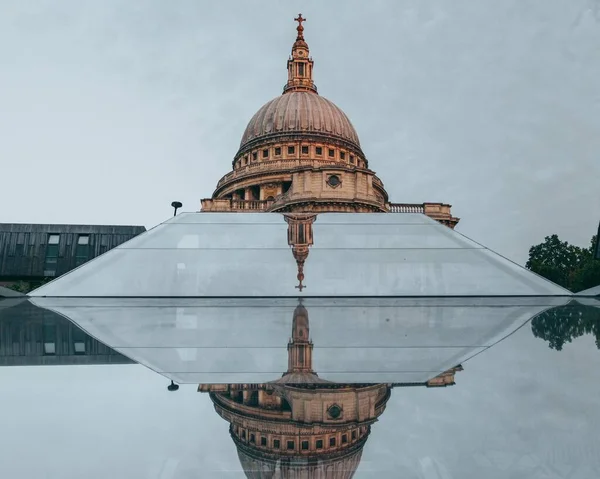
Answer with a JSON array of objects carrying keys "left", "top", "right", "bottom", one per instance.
[
  {"left": 261, "top": 437, "right": 267, "bottom": 446},
  {"left": 298, "top": 63, "right": 305, "bottom": 76},
  {"left": 350, "top": 155, "right": 355, "bottom": 164},
  {"left": 250, "top": 434, "right": 255, "bottom": 444},
  {"left": 73, "top": 327, "right": 86, "bottom": 355},
  {"left": 342, "top": 434, "right": 348, "bottom": 444},
  {"left": 330, "top": 437, "right": 336, "bottom": 447},
  {"left": 44, "top": 234, "right": 60, "bottom": 276},
  {"left": 252, "top": 152, "right": 257, "bottom": 161},
  {"left": 43, "top": 324, "right": 56, "bottom": 355},
  {"left": 76, "top": 235, "right": 90, "bottom": 265},
  {"left": 288, "top": 145, "right": 295, "bottom": 155},
  {"left": 273, "top": 439, "right": 280, "bottom": 449},
  {"left": 315, "top": 146, "right": 322, "bottom": 155},
  {"left": 15, "top": 243, "right": 24, "bottom": 256},
  {"left": 351, "top": 431, "right": 357, "bottom": 440},
  {"left": 287, "top": 441, "right": 294, "bottom": 450},
  {"left": 340, "top": 151, "right": 345, "bottom": 160},
  {"left": 275, "top": 147, "right": 282, "bottom": 156},
  {"left": 328, "top": 148, "right": 335, "bottom": 157},
  {"left": 262, "top": 149, "right": 269, "bottom": 158},
  {"left": 301, "top": 145, "right": 309, "bottom": 155},
  {"left": 302, "top": 441, "right": 309, "bottom": 450},
  {"left": 316, "top": 439, "right": 323, "bottom": 449}
]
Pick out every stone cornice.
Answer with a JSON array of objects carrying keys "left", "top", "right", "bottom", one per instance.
[{"left": 214, "top": 159, "right": 378, "bottom": 197}]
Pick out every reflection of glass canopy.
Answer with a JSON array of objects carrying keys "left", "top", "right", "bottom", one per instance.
[
  {"left": 28, "top": 296, "right": 570, "bottom": 384},
  {"left": 29, "top": 213, "right": 571, "bottom": 297}
]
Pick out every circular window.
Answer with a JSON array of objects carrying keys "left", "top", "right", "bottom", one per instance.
[
  {"left": 327, "top": 175, "right": 341, "bottom": 187},
  {"left": 328, "top": 404, "right": 342, "bottom": 419}
]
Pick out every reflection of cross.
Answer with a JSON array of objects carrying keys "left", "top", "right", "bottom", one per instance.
[{"left": 294, "top": 14, "right": 306, "bottom": 27}]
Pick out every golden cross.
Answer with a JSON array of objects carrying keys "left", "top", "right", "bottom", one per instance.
[{"left": 294, "top": 14, "right": 306, "bottom": 27}]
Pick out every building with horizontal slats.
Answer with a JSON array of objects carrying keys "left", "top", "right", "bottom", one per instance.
[
  {"left": 0, "top": 299, "right": 133, "bottom": 366},
  {"left": 0, "top": 223, "right": 145, "bottom": 290}
]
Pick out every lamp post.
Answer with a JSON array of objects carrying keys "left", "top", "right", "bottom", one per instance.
[{"left": 171, "top": 201, "right": 183, "bottom": 217}]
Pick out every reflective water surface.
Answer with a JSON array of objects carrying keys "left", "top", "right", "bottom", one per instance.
[{"left": 1, "top": 295, "right": 599, "bottom": 478}]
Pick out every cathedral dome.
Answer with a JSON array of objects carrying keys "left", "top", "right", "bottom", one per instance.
[{"left": 239, "top": 92, "right": 362, "bottom": 152}]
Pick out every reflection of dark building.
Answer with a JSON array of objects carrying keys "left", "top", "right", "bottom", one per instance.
[
  {"left": 200, "top": 301, "right": 461, "bottom": 477},
  {"left": 0, "top": 223, "right": 145, "bottom": 289},
  {"left": 0, "top": 300, "right": 132, "bottom": 366},
  {"left": 532, "top": 301, "right": 600, "bottom": 350}
]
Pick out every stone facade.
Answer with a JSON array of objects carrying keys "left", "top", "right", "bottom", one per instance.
[{"left": 200, "top": 15, "right": 459, "bottom": 228}]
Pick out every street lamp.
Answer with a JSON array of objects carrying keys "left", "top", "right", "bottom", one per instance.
[
  {"left": 171, "top": 201, "right": 183, "bottom": 217},
  {"left": 167, "top": 380, "right": 179, "bottom": 392}
]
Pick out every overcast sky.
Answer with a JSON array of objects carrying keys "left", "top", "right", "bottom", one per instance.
[{"left": 1, "top": 0, "right": 599, "bottom": 265}]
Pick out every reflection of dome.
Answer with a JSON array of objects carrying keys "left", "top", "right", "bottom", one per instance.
[
  {"left": 200, "top": 298, "right": 392, "bottom": 478},
  {"left": 239, "top": 92, "right": 362, "bottom": 152},
  {"left": 198, "top": 295, "right": 463, "bottom": 478},
  {"left": 236, "top": 436, "right": 365, "bottom": 479}
]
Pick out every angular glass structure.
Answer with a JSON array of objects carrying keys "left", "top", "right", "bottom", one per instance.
[
  {"left": 29, "top": 213, "right": 571, "bottom": 298},
  {"left": 25, "top": 213, "right": 575, "bottom": 384}
]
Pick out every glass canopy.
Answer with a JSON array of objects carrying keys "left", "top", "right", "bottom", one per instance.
[{"left": 29, "top": 213, "right": 571, "bottom": 298}]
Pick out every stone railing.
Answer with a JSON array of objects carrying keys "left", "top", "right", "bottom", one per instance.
[
  {"left": 388, "top": 203, "right": 425, "bottom": 213},
  {"left": 216, "top": 158, "right": 344, "bottom": 190},
  {"left": 201, "top": 198, "right": 274, "bottom": 212},
  {"left": 231, "top": 200, "right": 274, "bottom": 211},
  {"left": 388, "top": 202, "right": 460, "bottom": 229}
]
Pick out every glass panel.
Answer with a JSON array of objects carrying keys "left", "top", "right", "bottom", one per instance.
[
  {"left": 43, "top": 342, "right": 56, "bottom": 355},
  {"left": 33, "top": 297, "right": 567, "bottom": 349},
  {"left": 28, "top": 296, "right": 572, "bottom": 384},
  {"left": 30, "top": 247, "right": 570, "bottom": 297},
  {"left": 48, "top": 234, "right": 60, "bottom": 245},
  {"left": 77, "top": 235, "right": 89, "bottom": 245},
  {"left": 121, "top": 222, "right": 480, "bottom": 251}
]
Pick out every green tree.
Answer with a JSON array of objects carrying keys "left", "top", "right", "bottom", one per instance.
[
  {"left": 526, "top": 234, "right": 599, "bottom": 292},
  {"left": 5, "top": 281, "right": 31, "bottom": 293},
  {"left": 531, "top": 302, "right": 600, "bottom": 350}
]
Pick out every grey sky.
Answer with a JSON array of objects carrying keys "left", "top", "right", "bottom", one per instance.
[{"left": 1, "top": 0, "right": 599, "bottom": 265}]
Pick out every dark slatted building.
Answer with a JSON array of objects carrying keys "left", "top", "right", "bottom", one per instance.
[
  {"left": 0, "top": 299, "right": 133, "bottom": 366},
  {"left": 0, "top": 223, "right": 145, "bottom": 289}
]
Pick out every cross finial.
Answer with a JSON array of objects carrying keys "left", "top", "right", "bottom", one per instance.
[{"left": 294, "top": 13, "right": 306, "bottom": 40}]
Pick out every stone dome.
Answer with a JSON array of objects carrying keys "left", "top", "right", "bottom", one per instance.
[{"left": 239, "top": 91, "right": 362, "bottom": 152}]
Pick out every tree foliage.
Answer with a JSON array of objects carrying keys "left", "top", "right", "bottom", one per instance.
[
  {"left": 526, "top": 234, "right": 600, "bottom": 292},
  {"left": 531, "top": 303, "right": 600, "bottom": 351},
  {"left": 5, "top": 281, "right": 31, "bottom": 293}
]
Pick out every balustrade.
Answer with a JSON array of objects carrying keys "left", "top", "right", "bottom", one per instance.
[{"left": 388, "top": 203, "right": 425, "bottom": 213}]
